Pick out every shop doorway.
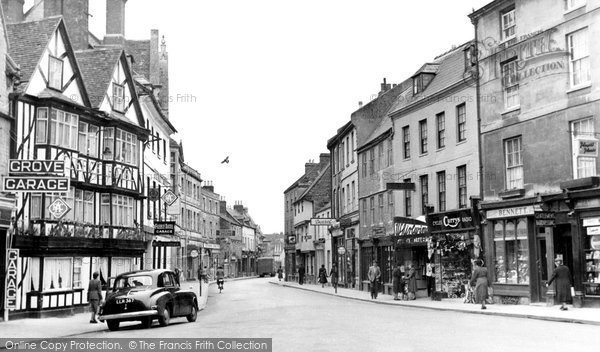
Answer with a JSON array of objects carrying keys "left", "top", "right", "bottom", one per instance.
[
  {"left": 536, "top": 227, "right": 554, "bottom": 302},
  {"left": 554, "top": 224, "right": 573, "bottom": 272}
]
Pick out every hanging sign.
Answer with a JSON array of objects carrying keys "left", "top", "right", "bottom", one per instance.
[
  {"left": 154, "top": 221, "right": 176, "bottom": 236},
  {"left": 310, "top": 218, "right": 337, "bottom": 226},
  {"left": 5, "top": 249, "right": 19, "bottom": 309}
]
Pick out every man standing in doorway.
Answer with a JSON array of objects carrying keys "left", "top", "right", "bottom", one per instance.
[{"left": 368, "top": 260, "right": 381, "bottom": 299}]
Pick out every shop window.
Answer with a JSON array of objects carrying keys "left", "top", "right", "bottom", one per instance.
[
  {"left": 73, "top": 258, "right": 83, "bottom": 288},
  {"left": 43, "top": 257, "right": 72, "bottom": 291},
  {"left": 493, "top": 219, "right": 529, "bottom": 284},
  {"left": 584, "top": 224, "right": 600, "bottom": 295}
]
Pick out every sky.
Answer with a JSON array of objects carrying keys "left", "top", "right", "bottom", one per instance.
[{"left": 25, "top": 0, "right": 492, "bottom": 234}]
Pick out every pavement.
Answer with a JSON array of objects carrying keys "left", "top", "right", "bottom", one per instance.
[
  {"left": 0, "top": 276, "right": 258, "bottom": 338},
  {"left": 270, "top": 279, "right": 600, "bottom": 326}
]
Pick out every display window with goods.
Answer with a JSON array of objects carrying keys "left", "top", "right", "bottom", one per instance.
[
  {"left": 584, "top": 227, "right": 600, "bottom": 296},
  {"left": 493, "top": 218, "right": 529, "bottom": 285}
]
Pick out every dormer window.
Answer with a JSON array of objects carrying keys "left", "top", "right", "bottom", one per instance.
[
  {"left": 412, "top": 73, "right": 435, "bottom": 96},
  {"left": 500, "top": 6, "right": 516, "bottom": 43},
  {"left": 113, "top": 83, "right": 125, "bottom": 112},
  {"left": 48, "top": 56, "right": 63, "bottom": 90}
]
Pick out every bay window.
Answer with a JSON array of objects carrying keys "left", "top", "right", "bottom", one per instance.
[
  {"left": 35, "top": 108, "right": 48, "bottom": 144},
  {"left": 115, "top": 129, "right": 138, "bottom": 165},
  {"left": 50, "top": 109, "right": 78, "bottom": 150},
  {"left": 78, "top": 122, "right": 99, "bottom": 157},
  {"left": 74, "top": 189, "right": 94, "bottom": 223},
  {"left": 112, "top": 194, "right": 136, "bottom": 227}
]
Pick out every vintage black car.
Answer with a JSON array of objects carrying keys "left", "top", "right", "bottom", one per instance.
[{"left": 98, "top": 269, "right": 198, "bottom": 331}]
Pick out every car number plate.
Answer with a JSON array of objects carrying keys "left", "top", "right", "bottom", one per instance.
[{"left": 116, "top": 298, "right": 134, "bottom": 304}]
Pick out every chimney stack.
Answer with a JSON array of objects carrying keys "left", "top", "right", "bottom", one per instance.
[
  {"left": 379, "top": 78, "right": 392, "bottom": 96},
  {"left": 2, "top": 0, "right": 24, "bottom": 23},
  {"left": 150, "top": 29, "right": 160, "bottom": 86},
  {"left": 158, "top": 35, "right": 169, "bottom": 114},
  {"left": 319, "top": 153, "right": 331, "bottom": 167},
  {"left": 105, "top": 0, "right": 127, "bottom": 45}
]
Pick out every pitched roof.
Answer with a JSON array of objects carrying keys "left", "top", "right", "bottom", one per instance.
[
  {"left": 388, "top": 42, "right": 473, "bottom": 116},
  {"left": 295, "top": 164, "right": 331, "bottom": 211},
  {"left": 75, "top": 48, "right": 123, "bottom": 107},
  {"left": 6, "top": 16, "right": 62, "bottom": 93}
]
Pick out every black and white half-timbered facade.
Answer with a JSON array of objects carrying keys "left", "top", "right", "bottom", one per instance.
[{"left": 6, "top": 17, "right": 149, "bottom": 317}]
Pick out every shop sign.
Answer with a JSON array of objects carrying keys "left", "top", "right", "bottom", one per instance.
[
  {"left": 535, "top": 212, "right": 555, "bottom": 227},
  {"left": 153, "top": 240, "right": 181, "bottom": 247},
  {"left": 287, "top": 235, "right": 297, "bottom": 245},
  {"left": 190, "top": 250, "right": 199, "bottom": 258},
  {"left": 583, "top": 218, "right": 600, "bottom": 227},
  {"left": 576, "top": 199, "right": 600, "bottom": 210},
  {"left": 429, "top": 210, "right": 474, "bottom": 232},
  {"left": 204, "top": 243, "right": 221, "bottom": 250},
  {"left": 340, "top": 218, "right": 353, "bottom": 228},
  {"left": 148, "top": 188, "right": 160, "bottom": 202},
  {"left": 3, "top": 177, "right": 70, "bottom": 193},
  {"left": 154, "top": 221, "right": 176, "bottom": 236},
  {"left": 5, "top": 249, "right": 19, "bottom": 309},
  {"left": 394, "top": 217, "right": 428, "bottom": 237},
  {"left": 337, "top": 247, "right": 346, "bottom": 255},
  {"left": 311, "top": 218, "right": 337, "bottom": 226},
  {"left": 587, "top": 227, "right": 600, "bottom": 236},
  {"left": 48, "top": 197, "right": 71, "bottom": 219},
  {"left": 396, "top": 236, "right": 431, "bottom": 246},
  {"left": 161, "top": 189, "right": 179, "bottom": 207},
  {"left": 578, "top": 139, "right": 598, "bottom": 157},
  {"left": 486, "top": 206, "right": 535, "bottom": 220}
]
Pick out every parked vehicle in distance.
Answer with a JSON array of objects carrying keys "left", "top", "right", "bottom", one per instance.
[
  {"left": 257, "top": 257, "right": 276, "bottom": 277},
  {"left": 98, "top": 269, "right": 198, "bottom": 331}
]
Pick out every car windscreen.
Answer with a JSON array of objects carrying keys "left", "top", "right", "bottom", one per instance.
[{"left": 114, "top": 275, "right": 153, "bottom": 289}]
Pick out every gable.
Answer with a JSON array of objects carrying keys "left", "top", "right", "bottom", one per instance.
[{"left": 25, "top": 22, "right": 87, "bottom": 106}]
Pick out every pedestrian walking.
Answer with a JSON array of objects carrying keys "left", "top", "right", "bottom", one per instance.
[
  {"left": 330, "top": 264, "right": 339, "bottom": 294},
  {"left": 392, "top": 262, "right": 405, "bottom": 301},
  {"left": 367, "top": 260, "right": 381, "bottom": 299},
  {"left": 547, "top": 258, "right": 573, "bottom": 310},
  {"left": 405, "top": 264, "right": 417, "bottom": 300},
  {"left": 197, "top": 266, "right": 206, "bottom": 297},
  {"left": 216, "top": 265, "right": 225, "bottom": 293},
  {"left": 277, "top": 266, "right": 283, "bottom": 281},
  {"left": 298, "top": 264, "right": 305, "bottom": 285},
  {"left": 87, "top": 272, "right": 102, "bottom": 323},
  {"left": 469, "top": 259, "right": 490, "bottom": 310},
  {"left": 318, "top": 265, "right": 328, "bottom": 288}
]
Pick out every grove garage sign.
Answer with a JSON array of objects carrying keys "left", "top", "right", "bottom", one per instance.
[{"left": 3, "top": 160, "right": 69, "bottom": 193}]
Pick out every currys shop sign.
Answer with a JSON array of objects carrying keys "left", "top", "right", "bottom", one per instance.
[{"left": 429, "top": 210, "right": 475, "bottom": 233}]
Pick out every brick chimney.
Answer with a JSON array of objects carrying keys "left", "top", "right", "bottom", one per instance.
[
  {"left": 202, "top": 181, "right": 214, "bottom": 193},
  {"left": 159, "top": 35, "right": 169, "bottom": 114},
  {"left": 150, "top": 29, "right": 160, "bottom": 86},
  {"left": 378, "top": 78, "right": 392, "bottom": 96},
  {"left": 53, "top": 0, "right": 90, "bottom": 50},
  {"left": 105, "top": 0, "right": 127, "bottom": 45},
  {"left": 304, "top": 160, "right": 319, "bottom": 176},
  {"left": 219, "top": 200, "right": 227, "bottom": 214},
  {"left": 233, "top": 202, "right": 245, "bottom": 214},
  {"left": 319, "top": 153, "right": 331, "bottom": 167},
  {"left": 2, "top": 0, "right": 24, "bottom": 23}
]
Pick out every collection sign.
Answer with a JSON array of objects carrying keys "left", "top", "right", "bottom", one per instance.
[
  {"left": 3, "top": 160, "right": 69, "bottom": 193},
  {"left": 5, "top": 249, "right": 19, "bottom": 309},
  {"left": 154, "top": 221, "right": 176, "bottom": 236}
]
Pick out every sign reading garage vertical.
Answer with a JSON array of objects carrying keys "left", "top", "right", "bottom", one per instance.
[{"left": 5, "top": 249, "right": 19, "bottom": 310}]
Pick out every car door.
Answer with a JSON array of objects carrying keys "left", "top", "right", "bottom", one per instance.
[{"left": 161, "top": 273, "right": 180, "bottom": 316}]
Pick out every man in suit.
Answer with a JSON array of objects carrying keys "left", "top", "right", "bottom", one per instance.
[
  {"left": 368, "top": 260, "right": 381, "bottom": 299},
  {"left": 87, "top": 272, "right": 103, "bottom": 323}
]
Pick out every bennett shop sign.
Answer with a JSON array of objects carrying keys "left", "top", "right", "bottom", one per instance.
[
  {"left": 486, "top": 206, "right": 535, "bottom": 220},
  {"left": 429, "top": 210, "right": 475, "bottom": 233}
]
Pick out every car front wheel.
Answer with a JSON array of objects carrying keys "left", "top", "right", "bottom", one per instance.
[
  {"left": 107, "top": 320, "right": 120, "bottom": 331},
  {"left": 186, "top": 306, "right": 198, "bottom": 322},
  {"left": 158, "top": 307, "right": 170, "bottom": 327}
]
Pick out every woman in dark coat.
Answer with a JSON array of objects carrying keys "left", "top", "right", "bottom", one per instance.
[
  {"left": 547, "top": 258, "right": 572, "bottom": 310},
  {"left": 318, "top": 265, "right": 328, "bottom": 288},
  {"left": 330, "top": 264, "right": 339, "bottom": 294},
  {"left": 470, "top": 259, "right": 490, "bottom": 310},
  {"left": 392, "top": 263, "right": 404, "bottom": 300},
  {"left": 405, "top": 265, "right": 417, "bottom": 300}
]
